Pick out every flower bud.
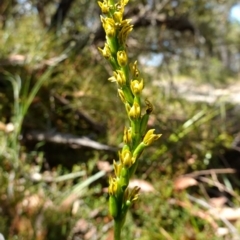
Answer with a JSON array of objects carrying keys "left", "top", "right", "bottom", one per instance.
[
  {"left": 109, "top": 195, "right": 118, "bottom": 218},
  {"left": 145, "top": 99, "right": 153, "bottom": 114},
  {"left": 120, "top": 148, "right": 132, "bottom": 168},
  {"left": 113, "top": 11, "right": 123, "bottom": 23},
  {"left": 128, "top": 101, "right": 141, "bottom": 119},
  {"left": 98, "top": 43, "right": 111, "bottom": 59},
  {"left": 118, "top": 89, "right": 126, "bottom": 103},
  {"left": 130, "top": 61, "right": 139, "bottom": 77},
  {"left": 131, "top": 79, "right": 144, "bottom": 95},
  {"left": 117, "top": 50, "right": 128, "bottom": 67},
  {"left": 143, "top": 129, "right": 161, "bottom": 146},
  {"left": 109, "top": 177, "right": 118, "bottom": 195},
  {"left": 113, "top": 160, "right": 122, "bottom": 177},
  {"left": 108, "top": 70, "right": 126, "bottom": 86},
  {"left": 123, "top": 127, "right": 132, "bottom": 145},
  {"left": 121, "top": 0, "right": 129, "bottom": 6},
  {"left": 101, "top": 16, "right": 116, "bottom": 38},
  {"left": 98, "top": 1, "right": 109, "bottom": 14}
]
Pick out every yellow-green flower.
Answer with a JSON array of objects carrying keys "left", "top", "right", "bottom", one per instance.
[
  {"left": 128, "top": 101, "right": 141, "bottom": 119},
  {"left": 124, "top": 186, "right": 141, "bottom": 206},
  {"left": 131, "top": 79, "right": 144, "bottom": 95},
  {"left": 120, "top": 148, "right": 132, "bottom": 167},
  {"left": 98, "top": 1, "right": 110, "bottom": 14},
  {"left": 118, "top": 89, "right": 126, "bottom": 103},
  {"left": 98, "top": 43, "right": 111, "bottom": 59},
  {"left": 101, "top": 16, "right": 116, "bottom": 38},
  {"left": 118, "top": 19, "right": 133, "bottom": 45},
  {"left": 108, "top": 70, "right": 126, "bottom": 86},
  {"left": 120, "top": 0, "right": 129, "bottom": 6},
  {"left": 109, "top": 176, "right": 118, "bottom": 195},
  {"left": 117, "top": 50, "right": 128, "bottom": 67},
  {"left": 113, "top": 160, "right": 122, "bottom": 177},
  {"left": 143, "top": 129, "right": 161, "bottom": 146},
  {"left": 123, "top": 127, "right": 132, "bottom": 145},
  {"left": 130, "top": 61, "right": 140, "bottom": 77},
  {"left": 113, "top": 11, "right": 123, "bottom": 23}
]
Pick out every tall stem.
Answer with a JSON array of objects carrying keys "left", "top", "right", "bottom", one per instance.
[{"left": 114, "top": 219, "right": 122, "bottom": 240}]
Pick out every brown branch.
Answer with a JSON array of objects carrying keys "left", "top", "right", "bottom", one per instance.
[
  {"left": 25, "top": 130, "right": 116, "bottom": 152},
  {"left": 183, "top": 168, "right": 236, "bottom": 178}
]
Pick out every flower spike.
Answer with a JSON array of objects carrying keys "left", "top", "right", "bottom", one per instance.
[{"left": 98, "top": 0, "right": 161, "bottom": 237}]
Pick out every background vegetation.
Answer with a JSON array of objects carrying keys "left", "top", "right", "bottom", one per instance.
[{"left": 0, "top": 0, "right": 240, "bottom": 239}]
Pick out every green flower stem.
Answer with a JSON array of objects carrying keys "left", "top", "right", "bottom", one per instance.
[
  {"left": 122, "top": 85, "right": 134, "bottom": 104},
  {"left": 121, "top": 65, "right": 130, "bottom": 84},
  {"left": 131, "top": 119, "right": 141, "bottom": 149},
  {"left": 107, "top": 37, "right": 118, "bottom": 55},
  {"left": 129, "top": 159, "right": 139, "bottom": 178},
  {"left": 109, "top": 0, "right": 116, "bottom": 6},
  {"left": 114, "top": 219, "right": 122, "bottom": 240}
]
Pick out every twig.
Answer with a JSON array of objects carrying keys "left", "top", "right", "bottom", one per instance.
[
  {"left": 183, "top": 168, "right": 236, "bottom": 178},
  {"left": 25, "top": 130, "right": 116, "bottom": 151},
  {"left": 198, "top": 176, "right": 240, "bottom": 202}
]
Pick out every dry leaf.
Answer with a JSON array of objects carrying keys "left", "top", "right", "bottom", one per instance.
[
  {"left": 106, "top": 229, "right": 114, "bottom": 240},
  {"left": 0, "top": 122, "right": 14, "bottom": 133},
  {"left": 72, "top": 219, "right": 88, "bottom": 234},
  {"left": 73, "top": 91, "right": 85, "bottom": 97},
  {"left": 10, "top": 216, "right": 34, "bottom": 238},
  {"left": 216, "top": 227, "right": 229, "bottom": 237},
  {"left": 61, "top": 193, "right": 79, "bottom": 210},
  {"left": 0, "top": 122, "right": 6, "bottom": 132},
  {"left": 209, "top": 196, "right": 228, "bottom": 208},
  {"left": 129, "top": 179, "right": 155, "bottom": 193},
  {"left": 97, "top": 161, "right": 112, "bottom": 172},
  {"left": 71, "top": 219, "right": 97, "bottom": 240},
  {"left": 72, "top": 200, "right": 81, "bottom": 215},
  {"left": 20, "top": 193, "right": 45, "bottom": 216},
  {"left": 9, "top": 54, "right": 26, "bottom": 63},
  {"left": 5, "top": 123, "right": 14, "bottom": 133},
  {"left": 174, "top": 176, "right": 198, "bottom": 191},
  {"left": 209, "top": 207, "right": 240, "bottom": 221},
  {"left": 85, "top": 227, "right": 97, "bottom": 240}
]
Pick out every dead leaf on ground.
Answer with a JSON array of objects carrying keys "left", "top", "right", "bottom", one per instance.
[
  {"left": 60, "top": 193, "right": 79, "bottom": 210},
  {"left": 209, "top": 196, "right": 228, "bottom": 208},
  {"left": 0, "top": 122, "right": 14, "bottom": 133},
  {"left": 129, "top": 179, "right": 155, "bottom": 193},
  {"left": 74, "top": 219, "right": 88, "bottom": 233},
  {"left": 209, "top": 207, "right": 240, "bottom": 221},
  {"left": 18, "top": 192, "right": 51, "bottom": 216},
  {"left": 71, "top": 219, "right": 97, "bottom": 240},
  {"left": 174, "top": 176, "right": 198, "bottom": 191},
  {"left": 216, "top": 227, "right": 229, "bottom": 237},
  {"left": 0, "top": 122, "right": 6, "bottom": 131},
  {"left": 106, "top": 229, "right": 114, "bottom": 240},
  {"left": 97, "top": 161, "right": 112, "bottom": 172}
]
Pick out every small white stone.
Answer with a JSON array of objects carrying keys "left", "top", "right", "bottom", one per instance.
[
  {"left": 5, "top": 123, "right": 14, "bottom": 133},
  {"left": 31, "top": 172, "right": 42, "bottom": 181},
  {"left": 0, "top": 233, "right": 5, "bottom": 240}
]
